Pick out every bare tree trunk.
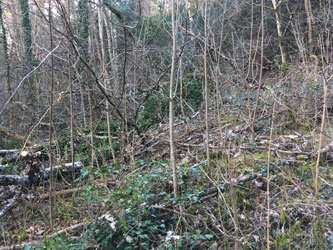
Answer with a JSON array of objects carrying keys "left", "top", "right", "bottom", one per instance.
[
  {"left": 312, "top": 69, "right": 331, "bottom": 250},
  {"left": 102, "top": 9, "right": 117, "bottom": 163},
  {"left": 289, "top": 15, "right": 307, "bottom": 65},
  {"left": 179, "top": 58, "right": 186, "bottom": 120},
  {"left": 272, "top": 0, "right": 287, "bottom": 64},
  {"left": 67, "top": 52, "right": 76, "bottom": 179},
  {"left": 204, "top": 0, "right": 210, "bottom": 168},
  {"left": 251, "top": 0, "right": 265, "bottom": 142},
  {"left": 304, "top": 0, "right": 314, "bottom": 55},
  {"left": 19, "top": 0, "right": 34, "bottom": 105},
  {"left": 121, "top": 27, "right": 129, "bottom": 162},
  {"left": 79, "top": 83, "right": 87, "bottom": 125},
  {"left": 87, "top": 82, "right": 97, "bottom": 167},
  {"left": 0, "top": 0, "right": 12, "bottom": 128},
  {"left": 48, "top": 0, "right": 54, "bottom": 229},
  {"left": 98, "top": 7, "right": 116, "bottom": 164},
  {"left": 103, "top": 11, "right": 118, "bottom": 81},
  {"left": 170, "top": 0, "right": 178, "bottom": 198},
  {"left": 266, "top": 101, "right": 276, "bottom": 250},
  {"left": 246, "top": 0, "right": 255, "bottom": 119}
]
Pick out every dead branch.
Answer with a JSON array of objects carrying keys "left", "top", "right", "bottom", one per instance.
[{"left": 44, "top": 161, "right": 83, "bottom": 173}]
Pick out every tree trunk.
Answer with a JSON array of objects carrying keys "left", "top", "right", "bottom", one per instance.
[
  {"left": 204, "top": 0, "right": 210, "bottom": 168},
  {"left": 19, "top": 0, "right": 34, "bottom": 103},
  {"left": 98, "top": 7, "right": 117, "bottom": 164},
  {"left": 0, "top": 0, "right": 12, "bottom": 128},
  {"left": 170, "top": 0, "right": 178, "bottom": 198},
  {"left": 304, "top": 0, "right": 313, "bottom": 55},
  {"left": 272, "top": 0, "right": 287, "bottom": 64}
]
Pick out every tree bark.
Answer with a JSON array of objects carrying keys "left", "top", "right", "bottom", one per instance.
[
  {"left": 272, "top": 0, "right": 287, "bottom": 64},
  {"left": 48, "top": 0, "right": 55, "bottom": 228},
  {"left": 304, "top": 0, "right": 314, "bottom": 55},
  {"left": 19, "top": 0, "right": 34, "bottom": 103},
  {"left": 204, "top": 0, "right": 210, "bottom": 168},
  {"left": 0, "top": 175, "right": 31, "bottom": 186},
  {"left": 170, "top": 0, "right": 178, "bottom": 198},
  {"left": 0, "top": 0, "right": 12, "bottom": 128}
]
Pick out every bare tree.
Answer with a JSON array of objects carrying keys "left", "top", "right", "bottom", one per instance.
[
  {"left": 271, "top": 0, "right": 287, "bottom": 64},
  {"left": 170, "top": 0, "right": 178, "bottom": 198},
  {"left": 204, "top": 0, "right": 210, "bottom": 168},
  {"left": 48, "top": 0, "right": 54, "bottom": 229},
  {"left": 304, "top": 0, "right": 314, "bottom": 56},
  {"left": 0, "top": 0, "right": 12, "bottom": 128},
  {"left": 251, "top": 0, "right": 265, "bottom": 142},
  {"left": 98, "top": 6, "right": 117, "bottom": 164}
]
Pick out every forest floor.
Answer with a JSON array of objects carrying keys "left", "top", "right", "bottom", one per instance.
[{"left": 0, "top": 76, "right": 332, "bottom": 249}]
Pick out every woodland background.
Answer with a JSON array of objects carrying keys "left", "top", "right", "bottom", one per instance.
[{"left": 0, "top": 0, "right": 332, "bottom": 249}]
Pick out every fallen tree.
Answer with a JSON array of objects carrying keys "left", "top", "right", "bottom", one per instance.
[
  {"left": 0, "top": 161, "right": 83, "bottom": 186},
  {"left": 0, "top": 150, "right": 19, "bottom": 156},
  {"left": 0, "top": 175, "right": 30, "bottom": 186}
]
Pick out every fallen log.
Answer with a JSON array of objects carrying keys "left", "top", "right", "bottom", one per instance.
[
  {"left": 0, "top": 162, "right": 83, "bottom": 186},
  {"left": 0, "top": 175, "right": 30, "bottom": 186},
  {"left": 44, "top": 161, "right": 83, "bottom": 173},
  {"left": 0, "top": 150, "right": 19, "bottom": 156},
  {"left": 0, "top": 153, "right": 20, "bottom": 165}
]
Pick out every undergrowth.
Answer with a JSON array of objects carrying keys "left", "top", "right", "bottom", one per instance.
[{"left": 21, "top": 148, "right": 332, "bottom": 249}]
